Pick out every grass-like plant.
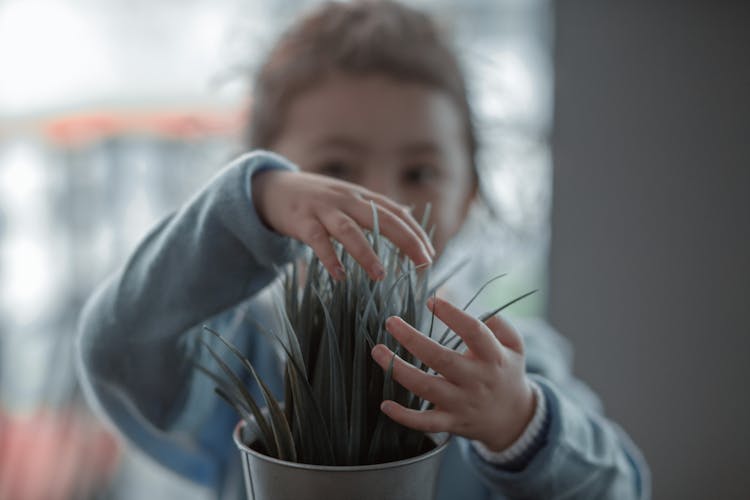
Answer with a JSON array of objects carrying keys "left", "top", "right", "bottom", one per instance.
[{"left": 197, "top": 206, "right": 535, "bottom": 466}]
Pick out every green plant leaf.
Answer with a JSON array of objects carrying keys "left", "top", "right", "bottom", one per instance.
[
  {"left": 202, "top": 212, "right": 540, "bottom": 467},
  {"left": 447, "top": 289, "right": 539, "bottom": 351},
  {"left": 420, "top": 203, "right": 432, "bottom": 231},
  {"left": 372, "top": 270, "right": 413, "bottom": 347},
  {"left": 478, "top": 289, "right": 539, "bottom": 322},
  {"left": 314, "top": 287, "right": 349, "bottom": 463},
  {"left": 367, "top": 353, "right": 402, "bottom": 463},
  {"left": 297, "top": 256, "right": 321, "bottom": 377},
  {"left": 192, "top": 361, "right": 277, "bottom": 457},
  {"left": 245, "top": 313, "right": 335, "bottom": 464},
  {"left": 212, "top": 387, "right": 269, "bottom": 449},
  {"left": 437, "top": 273, "right": 508, "bottom": 346},
  {"left": 347, "top": 311, "right": 368, "bottom": 464},
  {"left": 370, "top": 201, "right": 380, "bottom": 256},
  {"left": 201, "top": 328, "right": 297, "bottom": 462}
]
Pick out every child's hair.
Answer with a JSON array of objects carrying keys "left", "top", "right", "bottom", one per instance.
[{"left": 244, "top": 0, "right": 479, "bottom": 188}]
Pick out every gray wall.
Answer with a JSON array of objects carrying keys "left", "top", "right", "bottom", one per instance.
[{"left": 548, "top": 2, "right": 750, "bottom": 499}]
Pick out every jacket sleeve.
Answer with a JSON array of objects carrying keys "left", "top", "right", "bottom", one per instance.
[
  {"left": 75, "top": 151, "right": 302, "bottom": 487},
  {"left": 458, "top": 317, "right": 651, "bottom": 499}
]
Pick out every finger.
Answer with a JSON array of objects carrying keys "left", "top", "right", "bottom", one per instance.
[
  {"left": 379, "top": 401, "right": 452, "bottom": 434},
  {"left": 353, "top": 188, "right": 435, "bottom": 255},
  {"left": 427, "top": 297, "right": 503, "bottom": 362},
  {"left": 484, "top": 315, "right": 524, "bottom": 355},
  {"left": 298, "top": 219, "right": 345, "bottom": 281},
  {"left": 347, "top": 198, "right": 433, "bottom": 267},
  {"left": 385, "top": 317, "right": 468, "bottom": 380},
  {"left": 368, "top": 204, "right": 433, "bottom": 265},
  {"left": 371, "top": 344, "right": 458, "bottom": 407},
  {"left": 319, "top": 211, "right": 385, "bottom": 280}
]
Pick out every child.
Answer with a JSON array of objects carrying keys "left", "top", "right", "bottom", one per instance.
[{"left": 76, "top": 1, "right": 649, "bottom": 498}]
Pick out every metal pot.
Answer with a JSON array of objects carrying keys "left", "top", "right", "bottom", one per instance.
[{"left": 233, "top": 419, "right": 450, "bottom": 500}]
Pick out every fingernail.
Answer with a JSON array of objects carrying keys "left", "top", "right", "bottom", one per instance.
[
  {"left": 380, "top": 401, "right": 392, "bottom": 412},
  {"left": 426, "top": 297, "right": 435, "bottom": 308},
  {"left": 422, "top": 246, "right": 433, "bottom": 263},
  {"left": 422, "top": 236, "right": 434, "bottom": 254},
  {"left": 333, "top": 266, "right": 346, "bottom": 281},
  {"left": 372, "top": 264, "right": 386, "bottom": 280}
]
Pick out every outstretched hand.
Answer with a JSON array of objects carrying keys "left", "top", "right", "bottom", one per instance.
[
  {"left": 371, "top": 297, "right": 536, "bottom": 452},
  {"left": 253, "top": 170, "right": 435, "bottom": 280}
]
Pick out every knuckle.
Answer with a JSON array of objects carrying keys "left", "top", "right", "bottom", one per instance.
[
  {"left": 516, "top": 337, "right": 526, "bottom": 355},
  {"left": 476, "top": 379, "right": 493, "bottom": 398},
  {"left": 335, "top": 218, "right": 360, "bottom": 236},
  {"left": 288, "top": 200, "right": 303, "bottom": 217},
  {"left": 469, "top": 319, "right": 486, "bottom": 337},
  {"left": 439, "top": 414, "right": 455, "bottom": 432},
  {"left": 392, "top": 360, "right": 406, "bottom": 378},
  {"left": 423, "top": 418, "right": 441, "bottom": 433},
  {"left": 380, "top": 206, "right": 399, "bottom": 224},
  {"left": 398, "top": 333, "right": 414, "bottom": 349},
  {"left": 396, "top": 204, "right": 412, "bottom": 218},
  {"left": 453, "top": 417, "right": 470, "bottom": 434},
  {"left": 416, "top": 380, "right": 432, "bottom": 398},
  {"left": 433, "top": 350, "right": 453, "bottom": 370},
  {"left": 464, "top": 374, "right": 486, "bottom": 393},
  {"left": 403, "top": 237, "right": 422, "bottom": 253},
  {"left": 304, "top": 225, "right": 329, "bottom": 243},
  {"left": 475, "top": 369, "right": 498, "bottom": 395}
]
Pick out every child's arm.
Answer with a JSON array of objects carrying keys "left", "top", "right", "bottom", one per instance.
[{"left": 371, "top": 298, "right": 650, "bottom": 499}]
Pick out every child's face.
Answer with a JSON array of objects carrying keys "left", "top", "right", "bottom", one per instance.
[{"left": 271, "top": 73, "right": 476, "bottom": 256}]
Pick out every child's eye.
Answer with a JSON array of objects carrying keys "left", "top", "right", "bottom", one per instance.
[
  {"left": 317, "top": 161, "right": 355, "bottom": 181},
  {"left": 402, "top": 165, "right": 439, "bottom": 186}
]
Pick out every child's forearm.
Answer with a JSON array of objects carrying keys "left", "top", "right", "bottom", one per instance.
[{"left": 75, "top": 151, "right": 302, "bottom": 431}]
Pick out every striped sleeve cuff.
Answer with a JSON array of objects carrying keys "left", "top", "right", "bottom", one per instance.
[{"left": 470, "top": 380, "right": 549, "bottom": 467}]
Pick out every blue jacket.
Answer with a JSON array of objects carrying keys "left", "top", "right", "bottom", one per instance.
[{"left": 76, "top": 151, "right": 650, "bottom": 499}]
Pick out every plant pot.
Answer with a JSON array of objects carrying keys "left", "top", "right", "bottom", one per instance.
[{"left": 233, "top": 419, "right": 451, "bottom": 500}]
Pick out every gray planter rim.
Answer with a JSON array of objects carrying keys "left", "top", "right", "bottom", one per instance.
[{"left": 233, "top": 420, "right": 451, "bottom": 472}]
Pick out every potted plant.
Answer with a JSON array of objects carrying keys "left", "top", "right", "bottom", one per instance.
[{"left": 197, "top": 207, "right": 533, "bottom": 500}]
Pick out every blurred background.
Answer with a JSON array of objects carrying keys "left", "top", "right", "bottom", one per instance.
[{"left": 0, "top": 0, "right": 747, "bottom": 499}]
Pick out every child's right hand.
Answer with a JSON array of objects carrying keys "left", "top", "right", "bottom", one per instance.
[{"left": 253, "top": 169, "right": 435, "bottom": 281}]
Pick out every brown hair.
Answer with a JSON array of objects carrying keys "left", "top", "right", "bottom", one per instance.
[{"left": 245, "top": 0, "right": 478, "bottom": 185}]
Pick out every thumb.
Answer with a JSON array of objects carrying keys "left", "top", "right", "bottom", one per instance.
[{"left": 484, "top": 314, "right": 524, "bottom": 355}]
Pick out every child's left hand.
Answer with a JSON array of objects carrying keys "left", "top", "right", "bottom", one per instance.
[{"left": 371, "top": 296, "right": 536, "bottom": 452}]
